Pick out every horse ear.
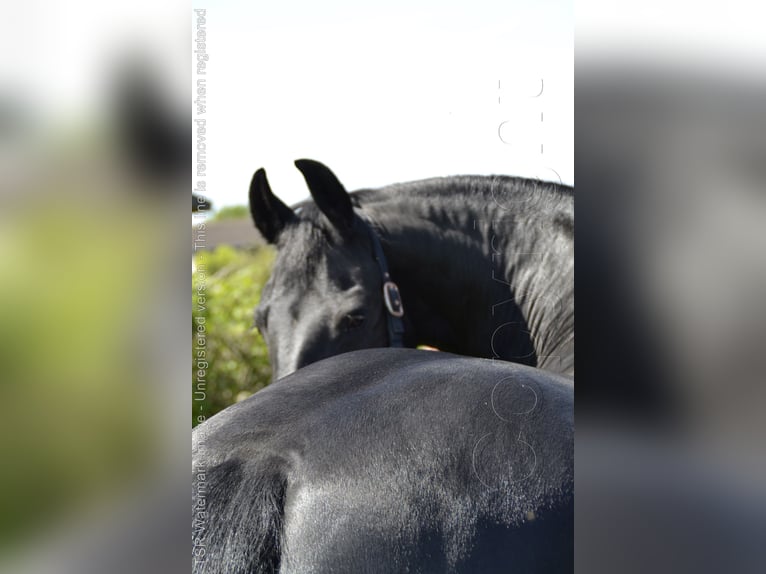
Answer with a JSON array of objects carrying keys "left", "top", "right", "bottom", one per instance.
[
  {"left": 249, "top": 168, "right": 297, "bottom": 244},
  {"left": 294, "top": 159, "right": 354, "bottom": 233}
]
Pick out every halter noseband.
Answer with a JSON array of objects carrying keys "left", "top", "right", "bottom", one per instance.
[{"left": 355, "top": 215, "right": 405, "bottom": 347}]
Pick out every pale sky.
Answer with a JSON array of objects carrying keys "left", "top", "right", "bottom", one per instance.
[{"left": 193, "top": 0, "right": 574, "bottom": 207}]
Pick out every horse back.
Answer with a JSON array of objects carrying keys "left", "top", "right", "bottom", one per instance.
[{"left": 193, "top": 349, "right": 573, "bottom": 573}]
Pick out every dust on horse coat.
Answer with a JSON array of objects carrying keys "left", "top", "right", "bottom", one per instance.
[
  {"left": 249, "top": 160, "right": 574, "bottom": 380},
  {"left": 192, "top": 348, "right": 573, "bottom": 573}
]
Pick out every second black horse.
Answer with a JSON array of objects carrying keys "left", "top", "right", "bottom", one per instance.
[{"left": 249, "top": 160, "right": 574, "bottom": 379}]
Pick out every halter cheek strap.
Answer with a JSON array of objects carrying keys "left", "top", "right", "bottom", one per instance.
[{"left": 355, "top": 215, "right": 405, "bottom": 347}]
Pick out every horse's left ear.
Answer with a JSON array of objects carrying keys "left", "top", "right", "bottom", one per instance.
[
  {"left": 295, "top": 159, "right": 354, "bottom": 233},
  {"left": 249, "top": 168, "right": 298, "bottom": 244}
]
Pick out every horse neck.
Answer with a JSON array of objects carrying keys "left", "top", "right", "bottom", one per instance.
[{"left": 361, "top": 183, "right": 574, "bottom": 374}]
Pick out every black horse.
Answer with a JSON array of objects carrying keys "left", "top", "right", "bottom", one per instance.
[
  {"left": 249, "top": 160, "right": 574, "bottom": 380},
  {"left": 193, "top": 348, "right": 573, "bottom": 573}
]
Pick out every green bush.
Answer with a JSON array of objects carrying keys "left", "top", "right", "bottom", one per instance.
[{"left": 193, "top": 245, "right": 275, "bottom": 427}]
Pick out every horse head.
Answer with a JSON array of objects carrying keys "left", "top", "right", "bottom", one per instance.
[{"left": 250, "top": 160, "right": 393, "bottom": 380}]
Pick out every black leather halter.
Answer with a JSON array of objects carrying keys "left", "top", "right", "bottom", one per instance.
[{"left": 355, "top": 215, "right": 405, "bottom": 347}]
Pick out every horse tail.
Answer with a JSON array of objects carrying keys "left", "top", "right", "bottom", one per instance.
[{"left": 193, "top": 457, "right": 288, "bottom": 574}]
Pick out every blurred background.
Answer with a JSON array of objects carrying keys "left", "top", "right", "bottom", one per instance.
[
  {"left": 1, "top": 1, "right": 189, "bottom": 572},
  {"left": 1, "top": 0, "right": 765, "bottom": 573},
  {"left": 576, "top": 2, "right": 766, "bottom": 573}
]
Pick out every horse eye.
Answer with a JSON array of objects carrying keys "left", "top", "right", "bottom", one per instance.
[{"left": 342, "top": 313, "right": 365, "bottom": 332}]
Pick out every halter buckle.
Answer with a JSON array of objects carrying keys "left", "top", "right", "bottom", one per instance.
[{"left": 383, "top": 281, "right": 405, "bottom": 318}]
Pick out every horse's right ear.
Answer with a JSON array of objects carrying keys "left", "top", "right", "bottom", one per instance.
[
  {"left": 249, "top": 168, "right": 297, "bottom": 244},
  {"left": 294, "top": 159, "right": 354, "bottom": 234}
]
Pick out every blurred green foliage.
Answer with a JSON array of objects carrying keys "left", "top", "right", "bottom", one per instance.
[
  {"left": 192, "top": 245, "right": 275, "bottom": 427},
  {"left": 0, "top": 199, "right": 161, "bottom": 551},
  {"left": 210, "top": 204, "right": 250, "bottom": 222}
]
